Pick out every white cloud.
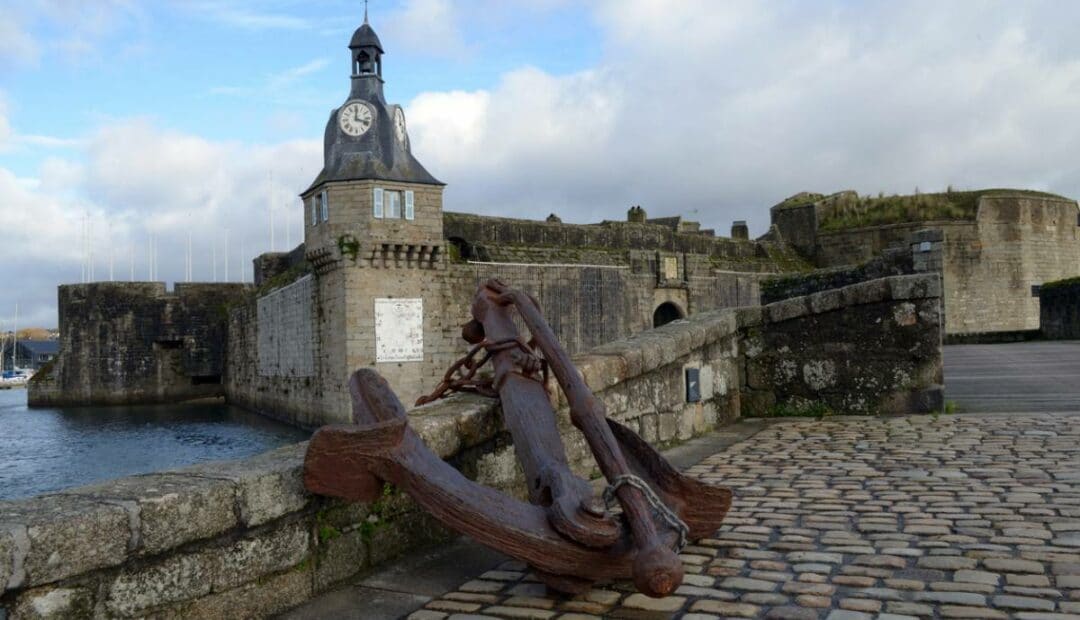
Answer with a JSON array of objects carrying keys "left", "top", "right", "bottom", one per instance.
[
  {"left": 384, "top": 0, "right": 471, "bottom": 59},
  {"left": 0, "top": 96, "right": 12, "bottom": 151},
  {"left": 0, "top": 118, "right": 321, "bottom": 327},
  {"left": 0, "top": 8, "right": 40, "bottom": 67},
  {"left": 0, "top": 1, "right": 147, "bottom": 67},
  {"left": 183, "top": 2, "right": 312, "bottom": 31},
  {"left": 405, "top": 1, "right": 1080, "bottom": 233}
]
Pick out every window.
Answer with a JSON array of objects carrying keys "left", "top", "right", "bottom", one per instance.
[
  {"left": 374, "top": 187, "right": 412, "bottom": 219},
  {"left": 320, "top": 191, "right": 329, "bottom": 222},
  {"left": 310, "top": 196, "right": 318, "bottom": 226},
  {"left": 385, "top": 190, "right": 401, "bottom": 219},
  {"left": 404, "top": 190, "right": 415, "bottom": 220}
]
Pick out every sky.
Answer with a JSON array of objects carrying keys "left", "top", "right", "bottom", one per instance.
[{"left": 2, "top": 0, "right": 1080, "bottom": 328}]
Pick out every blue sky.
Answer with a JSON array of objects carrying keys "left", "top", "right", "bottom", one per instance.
[
  {"left": 1, "top": 1, "right": 601, "bottom": 177},
  {"left": 3, "top": 1, "right": 1080, "bottom": 327}
]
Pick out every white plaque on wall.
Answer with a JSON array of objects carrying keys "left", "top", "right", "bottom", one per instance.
[{"left": 375, "top": 298, "right": 424, "bottom": 362}]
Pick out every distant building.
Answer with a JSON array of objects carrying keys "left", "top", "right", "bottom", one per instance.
[{"left": 4, "top": 340, "right": 60, "bottom": 371}]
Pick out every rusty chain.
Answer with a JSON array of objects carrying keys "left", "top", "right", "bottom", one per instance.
[{"left": 415, "top": 337, "right": 549, "bottom": 406}]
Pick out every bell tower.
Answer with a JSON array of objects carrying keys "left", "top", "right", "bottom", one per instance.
[
  {"left": 301, "top": 15, "right": 448, "bottom": 416},
  {"left": 350, "top": 13, "right": 383, "bottom": 79}
]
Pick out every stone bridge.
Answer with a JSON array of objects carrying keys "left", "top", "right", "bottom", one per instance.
[{"left": 287, "top": 342, "right": 1080, "bottom": 619}]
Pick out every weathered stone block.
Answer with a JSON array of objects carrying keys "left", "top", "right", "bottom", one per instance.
[
  {"left": 213, "top": 521, "right": 310, "bottom": 591},
  {"left": 809, "top": 288, "right": 842, "bottom": 314},
  {"left": 579, "top": 355, "right": 627, "bottom": 392},
  {"left": 367, "top": 511, "right": 452, "bottom": 567},
  {"left": 166, "top": 564, "right": 313, "bottom": 620},
  {"left": 0, "top": 526, "right": 14, "bottom": 592},
  {"left": 766, "top": 297, "right": 808, "bottom": 323},
  {"left": 10, "top": 586, "right": 95, "bottom": 620},
  {"left": 315, "top": 529, "right": 367, "bottom": 592},
  {"left": 735, "top": 306, "right": 763, "bottom": 329},
  {"left": 183, "top": 443, "right": 309, "bottom": 528},
  {"left": 842, "top": 279, "right": 889, "bottom": 306},
  {"left": 637, "top": 334, "right": 671, "bottom": 374},
  {"left": 106, "top": 552, "right": 216, "bottom": 616},
  {"left": 657, "top": 412, "right": 680, "bottom": 443},
  {"left": 0, "top": 495, "right": 129, "bottom": 588},
  {"left": 889, "top": 274, "right": 940, "bottom": 301},
  {"left": 66, "top": 473, "right": 237, "bottom": 555}
]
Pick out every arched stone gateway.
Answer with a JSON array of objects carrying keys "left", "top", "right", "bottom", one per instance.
[{"left": 653, "top": 301, "right": 684, "bottom": 328}]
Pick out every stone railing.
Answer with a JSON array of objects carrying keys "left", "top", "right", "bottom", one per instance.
[
  {"left": 743, "top": 273, "right": 944, "bottom": 415},
  {"left": 0, "top": 273, "right": 944, "bottom": 618}
]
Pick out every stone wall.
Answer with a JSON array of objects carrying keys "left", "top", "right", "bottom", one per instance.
[
  {"left": 225, "top": 257, "right": 772, "bottom": 429},
  {"left": 944, "top": 196, "right": 1080, "bottom": 334},
  {"left": 28, "top": 283, "right": 250, "bottom": 407},
  {"left": 0, "top": 303, "right": 749, "bottom": 620},
  {"left": 2, "top": 273, "right": 945, "bottom": 619},
  {"left": 1040, "top": 277, "right": 1080, "bottom": 340},
  {"left": 785, "top": 193, "right": 1080, "bottom": 335},
  {"left": 760, "top": 246, "right": 914, "bottom": 304},
  {"left": 743, "top": 274, "right": 944, "bottom": 416}
]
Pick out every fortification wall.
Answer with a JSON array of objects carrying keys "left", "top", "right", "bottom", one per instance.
[
  {"left": 28, "top": 283, "right": 250, "bottom": 407},
  {"left": 945, "top": 196, "right": 1080, "bottom": 334},
  {"left": 814, "top": 220, "right": 964, "bottom": 268},
  {"left": 225, "top": 256, "right": 769, "bottom": 428},
  {"left": 1040, "top": 278, "right": 1080, "bottom": 339},
  {"left": 1, "top": 273, "right": 944, "bottom": 619},
  {"left": 806, "top": 195, "right": 1080, "bottom": 334}
]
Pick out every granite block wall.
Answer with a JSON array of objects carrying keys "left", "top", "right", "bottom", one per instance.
[
  {"left": 28, "top": 283, "right": 250, "bottom": 407},
  {"left": 798, "top": 195, "right": 1080, "bottom": 335}
]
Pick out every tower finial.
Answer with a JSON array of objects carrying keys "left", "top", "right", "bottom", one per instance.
[{"left": 364, "top": 0, "right": 369, "bottom": 24}]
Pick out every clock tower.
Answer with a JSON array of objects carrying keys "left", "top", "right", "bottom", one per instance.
[{"left": 301, "top": 15, "right": 448, "bottom": 417}]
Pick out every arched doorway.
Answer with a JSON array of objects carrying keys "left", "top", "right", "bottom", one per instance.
[{"left": 653, "top": 302, "right": 684, "bottom": 328}]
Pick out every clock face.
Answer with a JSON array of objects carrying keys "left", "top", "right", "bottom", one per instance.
[
  {"left": 394, "top": 107, "right": 408, "bottom": 144},
  {"left": 339, "top": 101, "right": 373, "bottom": 137}
]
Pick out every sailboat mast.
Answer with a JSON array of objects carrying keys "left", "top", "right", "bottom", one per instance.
[{"left": 12, "top": 303, "right": 18, "bottom": 372}]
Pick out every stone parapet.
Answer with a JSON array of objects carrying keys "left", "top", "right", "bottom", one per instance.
[{"left": 742, "top": 273, "right": 944, "bottom": 416}]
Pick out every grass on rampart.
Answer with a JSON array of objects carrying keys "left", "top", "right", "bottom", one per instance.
[
  {"left": 816, "top": 188, "right": 1069, "bottom": 231},
  {"left": 1041, "top": 276, "right": 1080, "bottom": 292}
]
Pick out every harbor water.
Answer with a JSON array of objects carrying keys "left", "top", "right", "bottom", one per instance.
[{"left": 0, "top": 389, "right": 309, "bottom": 501}]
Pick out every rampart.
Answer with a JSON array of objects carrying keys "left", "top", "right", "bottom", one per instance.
[
  {"left": 1040, "top": 277, "right": 1080, "bottom": 340},
  {"left": 1, "top": 273, "right": 942, "bottom": 618},
  {"left": 773, "top": 191, "right": 1080, "bottom": 335},
  {"left": 28, "top": 283, "right": 251, "bottom": 407},
  {"left": 226, "top": 252, "right": 781, "bottom": 429}
]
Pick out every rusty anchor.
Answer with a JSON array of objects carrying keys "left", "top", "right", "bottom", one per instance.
[{"left": 303, "top": 280, "right": 732, "bottom": 597}]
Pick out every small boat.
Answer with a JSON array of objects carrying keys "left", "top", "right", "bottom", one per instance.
[{"left": 0, "top": 369, "right": 31, "bottom": 388}]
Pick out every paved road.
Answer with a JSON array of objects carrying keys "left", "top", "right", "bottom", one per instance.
[
  {"left": 944, "top": 341, "right": 1080, "bottom": 413},
  {"left": 412, "top": 412, "right": 1080, "bottom": 619}
]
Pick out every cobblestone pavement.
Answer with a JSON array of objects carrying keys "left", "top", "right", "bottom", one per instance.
[{"left": 407, "top": 413, "right": 1080, "bottom": 619}]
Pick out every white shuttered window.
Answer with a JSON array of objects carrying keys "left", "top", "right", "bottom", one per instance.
[
  {"left": 320, "top": 191, "right": 329, "bottom": 222},
  {"left": 385, "top": 191, "right": 401, "bottom": 218},
  {"left": 373, "top": 187, "right": 384, "bottom": 218},
  {"left": 310, "top": 196, "right": 317, "bottom": 226},
  {"left": 404, "top": 190, "right": 415, "bottom": 220}
]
